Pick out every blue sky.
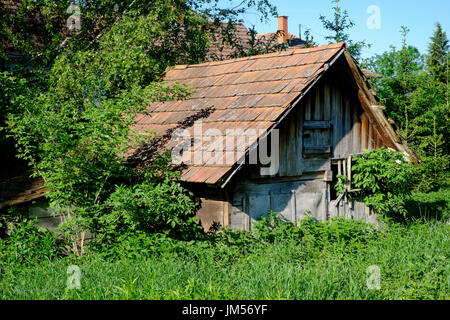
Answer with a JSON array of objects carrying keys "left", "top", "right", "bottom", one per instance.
[{"left": 231, "top": 0, "right": 449, "bottom": 58}]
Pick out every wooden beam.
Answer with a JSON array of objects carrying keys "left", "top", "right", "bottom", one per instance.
[
  {"left": 370, "top": 105, "right": 386, "bottom": 111},
  {"left": 361, "top": 113, "right": 369, "bottom": 150},
  {"left": 305, "top": 95, "right": 311, "bottom": 121},
  {"left": 304, "top": 145, "right": 332, "bottom": 155},
  {"left": 343, "top": 158, "right": 347, "bottom": 203},
  {"left": 314, "top": 87, "right": 321, "bottom": 120},
  {"left": 331, "top": 83, "right": 342, "bottom": 157},
  {"left": 343, "top": 95, "right": 351, "bottom": 155},
  {"left": 291, "top": 190, "right": 297, "bottom": 224},
  {"left": 323, "top": 82, "right": 331, "bottom": 121},
  {"left": 335, "top": 192, "right": 345, "bottom": 207},
  {"left": 303, "top": 120, "right": 332, "bottom": 129},
  {"left": 352, "top": 101, "right": 361, "bottom": 154},
  {"left": 324, "top": 170, "right": 334, "bottom": 182},
  {"left": 347, "top": 155, "right": 352, "bottom": 188},
  {"left": 223, "top": 191, "right": 230, "bottom": 227},
  {"left": 368, "top": 123, "right": 374, "bottom": 149}
]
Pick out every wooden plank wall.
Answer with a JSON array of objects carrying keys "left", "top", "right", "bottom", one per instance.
[
  {"left": 230, "top": 179, "right": 327, "bottom": 230},
  {"left": 277, "top": 98, "right": 303, "bottom": 177},
  {"left": 266, "top": 76, "right": 386, "bottom": 178},
  {"left": 329, "top": 200, "right": 379, "bottom": 225},
  {"left": 301, "top": 78, "right": 386, "bottom": 159},
  {"left": 196, "top": 198, "right": 226, "bottom": 231},
  {"left": 227, "top": 77, "right": 388, "bottom": 230}
]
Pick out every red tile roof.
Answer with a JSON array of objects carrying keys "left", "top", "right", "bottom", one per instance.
[
  {"left": 206, "top": 23, "right": 253, "bottom": 61},
  {"left": 131, "top": 43, "right": 347, "bottom": 185}
]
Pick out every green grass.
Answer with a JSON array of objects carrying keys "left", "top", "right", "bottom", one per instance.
[
  {"left": 405, "top": 189, "right": 450, "bottom": 221},
  {"left": 0, "top": 221, "right": 448, "bottom": 300}
]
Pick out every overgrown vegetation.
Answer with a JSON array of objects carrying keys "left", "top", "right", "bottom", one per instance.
[
  {"left": 0, "top": 214, "right": 448, "bottom": 300},
  {"left": 0, "top": 1, "right": 449, "bottom": 301},
  {"left": 0, "top": 218, "right": 63, "bottom": 267}
]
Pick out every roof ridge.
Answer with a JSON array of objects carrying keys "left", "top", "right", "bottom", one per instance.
[
  {"left": 167, "top": 64, "right": 323, "bottom": 84},
  {"left": 257, "top": 31, "right": 301, "bottom": 39},
  {"left": 167, "top": 43, "right": 346, "bottom": 72}
]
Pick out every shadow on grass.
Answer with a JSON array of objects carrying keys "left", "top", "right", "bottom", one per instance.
[{"left": 401, "top": 189, "right": 449, "bottom": 223}]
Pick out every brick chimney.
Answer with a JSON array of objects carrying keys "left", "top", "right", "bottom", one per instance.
[{"left": 278, "top": 16, "right": 288, "bottom": 44}]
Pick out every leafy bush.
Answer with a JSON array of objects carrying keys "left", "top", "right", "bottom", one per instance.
[
  {"left": 0, "top": 205, "right": 28, "bottom": 239},
  {"left": 300, "top": 216, "right": 378, "bottom": 245},
  {"left": 214, "top": 227, "right": 256, "bottom": 252},
  {"left": 252, "top": 211, "right": 303, "bottom": 243},
  {"left": 105, "top": 172, "right": 199, "bottom": 236},
  {"left": 337, "top": 148, "right": 415, "bottom": 217},
  {"left": 37, "top": 151, "right": 203, "bottom": 257},
  {"left": 214, "top": 212, "right": 378, "bottom": 251},
  {"left": 0, "top": 218, "right": 63, "bottom": 269},
  {"left": 92, "top": 231, "right": 178, "bottom": 260}
]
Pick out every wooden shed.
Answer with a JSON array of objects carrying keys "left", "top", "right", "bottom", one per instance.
[
  {"left": 1, "top": 43, "right": 414, "bottom": 231},
  {"left": 130, "top": 42, "right": 414, "bottom": 230}
]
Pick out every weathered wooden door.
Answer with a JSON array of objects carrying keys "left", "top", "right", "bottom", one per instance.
[{"left": 302, "top": 83, "right": 333, "bottom": 172}]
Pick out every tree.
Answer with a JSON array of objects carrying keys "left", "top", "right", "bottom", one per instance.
[
  {"left": 426, "top": 22, "right": 449, "bottom": 84},
  {"left": 1, "top": 0, "right": 280, "bottom": 253},
  {"left": 0, "top": 1, "right": 280, "bottom": 170},
  {"left": 302, "top": 29, "right": 316, "bottom": 48},
  {"left": 363, "top": 27, "right": 423, "bottom": 142},
  {"left": 319, "top": 0, "right": 370, "bottom": 60},
  {"left": 362, "top": 26, "right": 450, "bottom": 192}
]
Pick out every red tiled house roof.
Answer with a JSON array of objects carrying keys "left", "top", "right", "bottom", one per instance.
[
  {"left": 256, "top": 16, "right": 305, "bottom": 48},
  {"left": 206, "top": 23, "right": 253, "bottom": 61}
]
